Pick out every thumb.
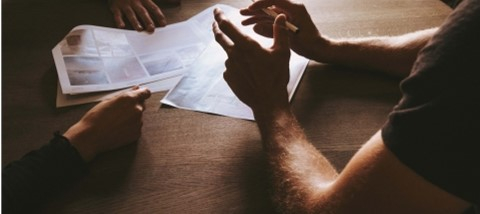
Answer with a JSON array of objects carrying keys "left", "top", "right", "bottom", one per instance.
[{"left": 272, "top": 14, "right": 289, "bottom": 51}]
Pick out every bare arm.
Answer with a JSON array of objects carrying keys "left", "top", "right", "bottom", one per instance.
[
  {"left": 259, "top": 115, "right": 470, "bottom": 213},
  {"left": 213, "top": 8, "right": 470, "bottom": 213},
  {"left": 254, "top": 108, "right": 338, "bottom": 212},
  {"left": 241, "top": 0, "right": 438, "bottom": 77},
  {"left": 318, "top": 28, "right": 437, "bottom": 77}
]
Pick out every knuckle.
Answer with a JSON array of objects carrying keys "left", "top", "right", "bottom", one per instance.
[
  {"left": 119, "top": 92, "right": 137, "bottom": 103},
  {"left": 224, "top": 59, "right": 232, "bottom": 69},
  {"left": 244, "top": 39, "right": 260, "bottom": 50},
  {"left": 223, "top": 71, "right": 231, "bottom": 82},
  {"left": 118, "top": 93, "right": 132, "bottom": 101}
]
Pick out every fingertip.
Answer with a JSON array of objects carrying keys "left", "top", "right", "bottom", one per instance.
[
  {"left": 213, "top": 7, "right": 220, "bottom": 15},
  {"left": 142, "top": 87, "right": 152, "bottom": 96},
  {"left": 136, "top": 87, "right": 152, "bottom": 100},
  {"left": 274, "top": 14, "right": 287, "bottom": 27},
  {"left": 273, "top": 14, "right": 289, "bottom": 50},
  {"left": 159, "top": 19, "right": 167, "bottom": 27},
  {"left": 146, "top": 23, "right": 155, "bottom": 33},
  {"left": 214, "top": 7, "right": 225, "bottom": 20},
  {"left": 114, "top": 15, "right": 126, "bottom": 29},
  {"left": 154, "top": 12, "right": 167, "bottom": 27},
  {"left": 274, "top": 14, "right": 289, "bottom": 36},
  {"left": 239, "top": 8, "right": 250, "bottom": 15},
  {"left": 143, "top": 90, "right": 152, "bottom": 100},
  {"left": 240, "top": 20, "right": 248, "bottom": 26},
  {"left": 133, "top": 21, "right": 143, "bottom": 31}
]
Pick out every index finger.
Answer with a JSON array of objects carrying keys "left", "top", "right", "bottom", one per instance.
[
  {"left": 130, "top": 86, "right": 152, "bottom": 102},
  {"left": 212, "top": 21, "right": 234, "bottom": 53}
]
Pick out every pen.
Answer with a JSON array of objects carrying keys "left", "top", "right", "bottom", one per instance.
[{"left": 251, "top": 0, "right": 299, "bottom": 33}]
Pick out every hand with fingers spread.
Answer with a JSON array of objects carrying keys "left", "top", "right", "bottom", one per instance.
[
  {"left": 240, "top": 0, "right": 329, "bottom": 61},
  {"left": 108, "top": 0, "right": 180, "bottom": 33},
  {"left": 64, "top": 86, "right": 151, "bottom": 162},
  {"left": 212, "top": 8, "right": 291, "bottom": 117}
]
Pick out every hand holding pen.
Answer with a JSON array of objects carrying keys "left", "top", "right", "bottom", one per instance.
[
  {"left": 240, "top": 0, "right": 330, "bottom": 61},
  {"left": 250, "top": 0, "right": 299, "bottom": 33}
]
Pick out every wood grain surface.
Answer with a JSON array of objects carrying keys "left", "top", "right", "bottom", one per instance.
[{"left": 2, "top": 0, "right": 451, "bottom": 213}]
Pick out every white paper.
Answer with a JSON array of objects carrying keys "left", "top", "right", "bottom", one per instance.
[
  {"left": 52, "top": 4, "right": 237, "bottom": 95},
  {"left": 161, "top": 9, "right": 309, "bottom": 120},
  {"left": 54, "top": 4, "right": 238, "bottom": 107},
  {"left": 55, "top": 75, "right": 182, "bottom": 107}
]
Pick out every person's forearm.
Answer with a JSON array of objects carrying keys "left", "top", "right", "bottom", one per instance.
[
  {"left": 254, "top": 108, "right": 338, "bottom": 213},
  {"left": 315, "top": 28, "right": 437, "bottom": 77},
  {"left": 2, "top": 134, "right": 88, "bottom": 213}
]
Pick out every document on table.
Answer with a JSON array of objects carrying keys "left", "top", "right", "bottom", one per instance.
[
  {"left": 52, "top": 4, "right": 237, "bottom": 95},
  {"left": 54, "top": 4, "right": 238, "bottom": 107},
  {"left": 161, "top": 9, "right": 309, "bottom": 120}
]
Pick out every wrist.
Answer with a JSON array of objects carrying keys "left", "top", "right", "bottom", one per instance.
[
  {"left": 253, "top": 104, "right": 292, "bottom": 125},
  {"left": 253, "top": 105, "right": 299, "bottom": 148},
  {"left": 311, "top": 36, "right": 337, "bottom": 63},
  {"left": 63, "top": 124, "right": 99, "bottom": 162}
]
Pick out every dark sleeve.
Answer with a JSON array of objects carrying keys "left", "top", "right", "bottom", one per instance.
[
  {"left": 382, "top": 0, "right": 480, "bottom": 205},
  {"left": 2, "top": 133, "right": 88, "bottom": 214},
  {"left": 441, "top": 0, "right": 464, "bottom": 8}
]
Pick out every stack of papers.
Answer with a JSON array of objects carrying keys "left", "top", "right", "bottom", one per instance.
[
  {"left": 53, "top": 4, "right": 237, "bottom": 106},
  {"left": 52, "top": 4, "right": 309, "bottom": 120}
]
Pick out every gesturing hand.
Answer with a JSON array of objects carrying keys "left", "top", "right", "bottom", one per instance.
[
  {"left": 212, "top": 8, "right": 291, "bottom": 116},
  {"left": 240, "top": 0, "right": 328, "bottom": 61},
  {"left": 109, "top": 0, "right": 171, "bottom": 33},
  {"left": 64, "top": 87, "right": 151, "bottom": 162}
]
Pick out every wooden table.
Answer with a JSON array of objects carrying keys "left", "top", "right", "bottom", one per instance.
[{"left": 2, "top": 0, "right": 451, "bottom": 213}]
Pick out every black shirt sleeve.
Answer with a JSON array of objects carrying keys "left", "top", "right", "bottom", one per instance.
[
  {"left": 2, "top": 133, "right": 88, "bottom": 214},
  {"left": 382, "top": 0, "right": 480, "bottom": 205},
  {"left": 442, "top": 0, "right": 464, "bottom": 8}
]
